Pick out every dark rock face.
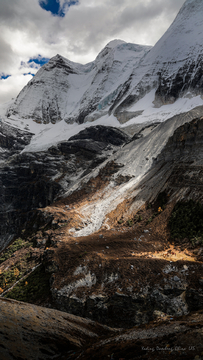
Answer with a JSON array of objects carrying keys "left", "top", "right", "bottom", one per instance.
[
  {"left": 0, "top": 152, "right": 62, "bottom": 250},
  {"left": 52, "top": 286, "right": 197, "bottom": 329},
  {"left": 155, "top": 57, "right": 203, "bottom": 104},
  {"left": 0, "top": 125, "right": 130, "bottom": 251},
  {"left": 46, "top": 54, "right": 77, "bottom": 74},
  {"left": 69, "top": 125, "right": 130, "bottom": 146},
  {"left": 0, "top": 122, "right": 33, "bottom": 157},
  {"left": 157, "top": 116, "right": 203, "bottom": 163},
  {"left": 57, "top": 125, "right": 130, "bottom": 157}
]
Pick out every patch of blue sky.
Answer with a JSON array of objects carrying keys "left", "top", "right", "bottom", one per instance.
[
  {"left": 0, "top": 74, "right": 11, "bottom": 80},
  {"left": 20, "top": 56, "right": 50, "bottom": 72},
  {"left": 28, "top": 56, "right": 50, "bottom": 66},
  {"left": 23, "top": 72, "right": 35, "bottom": 77},
  {"left": 39, "top": 0, "right": 79, "bottom": 17}
]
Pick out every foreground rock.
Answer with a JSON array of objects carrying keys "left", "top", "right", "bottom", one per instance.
[
  {"left": 0, "top": 297, "right": 203, "bottom": 360},
  {"left": 75, "top": 310, "right": 203, "bottom": 360},
  {"left": 0, "top": 297, "right": 115, "bottom": 360}
]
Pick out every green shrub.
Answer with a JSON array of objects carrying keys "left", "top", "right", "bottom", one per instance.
[
  {"left": 127, "top": 219, "right": 133, "bottom": 227},
  {"left": 0, "top": 238, "right": 30, "bottom": 264},
  {"left": 4, "top": 265, "right": 51, "bottom": 303}
]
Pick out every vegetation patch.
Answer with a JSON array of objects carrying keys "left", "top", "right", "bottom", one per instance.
[
  {"left": 0, "top": 238, "right": 30, "bottom": 264},
  {"left": 117, "top": 192, "right": 170, "bottom": 228},
  {"left": 146, "top": 214, "right": 157, "bottom": 225},
  {"left": 4, "top": 265, "right": 51, "bottom": 304},
  {"left": 0, "top": 252, "right": 37, "bottom": 294},
  {"left": 0, "top": 267, "right": 22, "bottom": 294},
  {"left": 169, "top": 199, "right": 203, "bottom": 243},
  {"left": 124, "top": 215, "right": 143, "bottom": 227}
]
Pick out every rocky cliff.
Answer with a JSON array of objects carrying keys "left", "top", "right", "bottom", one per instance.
[{"left": 0, "top": 125, "right": 130, "bottom": 252}]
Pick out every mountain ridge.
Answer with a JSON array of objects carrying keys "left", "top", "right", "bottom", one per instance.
[
  {"left": 112, "top": 0, "right": 203, "bottom": 112},
  {"left": 7, "top": 40, "right": 151, "bottom": 126},
  {"left": 6, "top": 0, "right": 203, "bottom": 130}
]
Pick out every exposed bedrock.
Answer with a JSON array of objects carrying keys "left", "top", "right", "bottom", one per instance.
[
  {"left": 0, "top": 126, "right": 130, "bottom": 252},
  {"left": 52, "top": 287, "right": 203, "bottom": 329},
  {"left": 135, "top": 114, "right": 203, "bottom": 206},
  {"left": 155, "top": 58, "right": 203, "bottom": 106},
  {"left": 48, "top": 113, "right": 203, "bottom": 328}
]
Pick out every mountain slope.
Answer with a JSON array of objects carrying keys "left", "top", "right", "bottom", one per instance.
[
  {"left": 7, "top": 41, "right": 151, "bottom": 125},
  {"left": 7, "top": 0, "right": 203, "bottom": 129},
  {"left": 113, "top": 0, "right": 203, "bottom": 112}
]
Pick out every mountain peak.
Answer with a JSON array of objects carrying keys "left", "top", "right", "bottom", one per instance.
[
  {"left": 5, "top": 0, "right": 203, "bottom": 127},
  {"left": 147, "top": 0, "right": 203, "bottom": 64},
  {"left": 180, "top": 0, "right": 202, "bottom": 11},
  {"left": 105, "top": 39, "right": 126, "bottom": 48}
]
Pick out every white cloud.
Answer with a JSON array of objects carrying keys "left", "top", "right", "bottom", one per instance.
[
  {"left": 0, "top": 0, "right": 185, "bottom": 104},
  {"left": 0, "top": 74, "right": 33, "bottom": 104}
]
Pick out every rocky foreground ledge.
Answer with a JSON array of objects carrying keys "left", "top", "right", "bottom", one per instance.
[
  {"left": 0, "top": 297, "right": 116, "bottom": 360},
  {"left": 0, "top": 297, "right": 203, "bottom": 360}
]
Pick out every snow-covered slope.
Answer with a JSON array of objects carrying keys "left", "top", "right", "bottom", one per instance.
[
  {"left": 7, "top": 40, "right": 151, "bottom": 125},
  {"left": 113, "top": 0, "right": 203, "bottom": 113}
]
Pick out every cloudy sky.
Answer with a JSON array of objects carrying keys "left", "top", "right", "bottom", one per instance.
[{"left": 0, "top": 0, "right": 185, "bottom": 105}]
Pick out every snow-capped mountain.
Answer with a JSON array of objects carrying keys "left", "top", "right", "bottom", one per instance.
[
  {"left": 7, "top": 40, "right": 151, "bottom": 125},
  {"left": 112, "top": 0, "right": 203, "bottom": 113},
  {"left": 6, "top": 0, "right": 203, "bottom": 129}
]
